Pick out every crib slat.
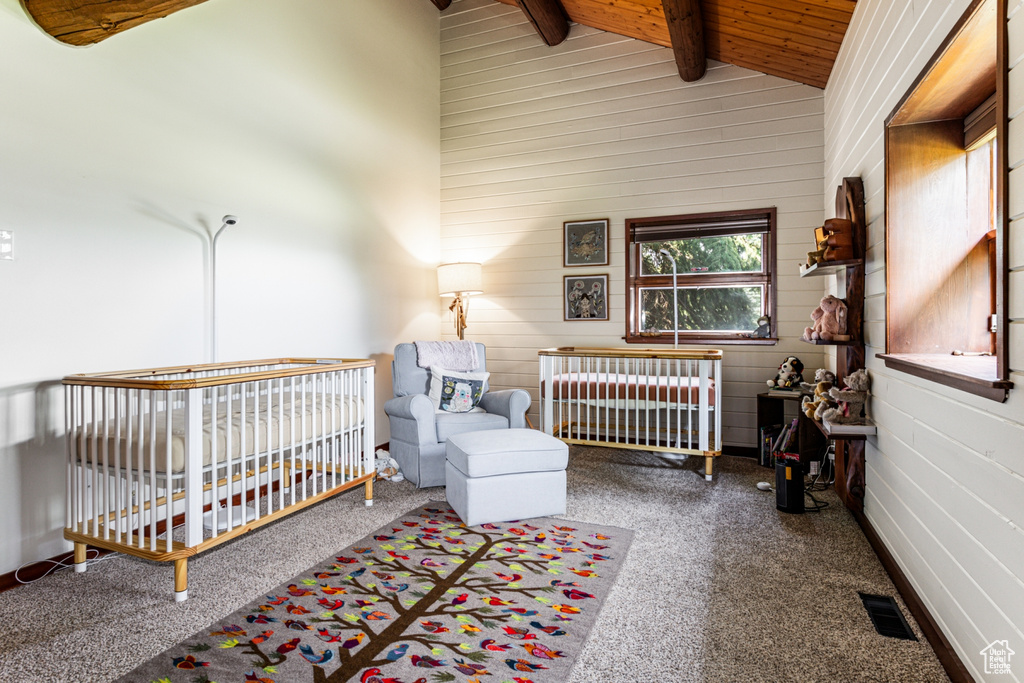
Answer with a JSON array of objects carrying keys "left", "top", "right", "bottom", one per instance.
[{"left": 184, "top": 388, "right": 203, "bottom": 550}]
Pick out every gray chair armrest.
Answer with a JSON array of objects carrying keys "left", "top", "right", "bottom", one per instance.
[
  {"left": 384, "top": 394, "right": 438, "bottom": 446},
  {"left": 479, "top": 389, "right": 531, "bottom": 429}
]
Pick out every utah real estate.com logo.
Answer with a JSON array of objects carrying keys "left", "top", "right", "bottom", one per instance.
[{"left": 980, "top": 640, "right": 1015, "bottom": 676}]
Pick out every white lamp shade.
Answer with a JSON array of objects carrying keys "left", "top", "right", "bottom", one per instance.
[{"left": 437, "top": 262, "right": 483, "bottom": 296}]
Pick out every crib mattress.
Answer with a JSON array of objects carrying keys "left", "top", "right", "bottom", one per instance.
[
  {"left": 542, "top": 373, "right": 715, "bottom": 406},
  {"left": 79, "top": 395, "right": 363, "bottom": 474}
]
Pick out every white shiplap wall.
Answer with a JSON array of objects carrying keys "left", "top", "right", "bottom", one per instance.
[
  {"left": 825, "top": 0, "right": 1024, "bottom": 679},
  {"left": 440, "top": 0, "right": 828, "bottom": 448}
]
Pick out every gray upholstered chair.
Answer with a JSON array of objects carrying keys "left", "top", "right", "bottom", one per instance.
[{"left": 384, "top": 342, "right": 531, "bottom": 488}]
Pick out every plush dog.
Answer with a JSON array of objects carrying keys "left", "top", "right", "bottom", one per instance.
[{"left": 767, "top": 356, "right": 804, "bottom": 389}]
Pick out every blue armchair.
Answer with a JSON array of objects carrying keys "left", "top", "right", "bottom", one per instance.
[{"left": 384, "top": 343, "right": 531, "bottom": 488}]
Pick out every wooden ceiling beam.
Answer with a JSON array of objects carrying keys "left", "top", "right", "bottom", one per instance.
[
  {"left": 430, "top": 0, "right": 453, "bottom": 10},
  {"left": 661, "top": 0, "right": 706, "bottom": 82},
  {"left": 516, "top": 0, "right": 570, "bottom": 46},
  {"left": 23, "top": 0, "right": 209, "bottom": 46}
]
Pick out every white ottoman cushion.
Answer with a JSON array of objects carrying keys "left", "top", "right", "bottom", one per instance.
[{"left": 445, "top": 429, "right": 568, "bottom": 527}]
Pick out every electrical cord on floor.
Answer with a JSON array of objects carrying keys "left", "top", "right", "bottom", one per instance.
[{"left": 14, "top": 548, "right": 116, "bottom": 585}]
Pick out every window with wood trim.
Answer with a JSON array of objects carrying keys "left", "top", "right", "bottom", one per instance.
[
  {"left": 879, "top": 0, "right": 1012, "bottom": 402},
  {"left": 625, "top": 208, "right": 777, "bottom": 344}
]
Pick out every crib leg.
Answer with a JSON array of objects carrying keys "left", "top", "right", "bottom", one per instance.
[
  {"left": 73, "top": 542, "right": 88, "bottom": 573},
  {"left": 174, "top": 558, "right": 188, "bottom": 602},
  {"left": 704, "top": 453, "right": 714, "bottom": 482},
  {"left": 364, "top": 478, "right": 374, "bottom": 507}
]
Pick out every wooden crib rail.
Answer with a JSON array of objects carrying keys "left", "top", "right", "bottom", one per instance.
[
  {"left": 539, "top": 347, "right": 723, "bottom": 361},
  {"left": 63, "top": 357, "right": 375, "bottom": 390}
]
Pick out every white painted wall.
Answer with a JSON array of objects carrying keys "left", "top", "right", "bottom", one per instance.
[
  {"left": 0, "top": 0, "right": 441, "bottom": 575},
  {"left": 440, "top": 0, "right": 828, "bottom": 447},
  {"left": 825, "top": 0, "right": 1024, "bottom": 679}
]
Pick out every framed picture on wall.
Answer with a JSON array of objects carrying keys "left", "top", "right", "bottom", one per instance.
[
  {"left": 564, "top": 274, "right": 609, "bottom": 321},
  {"left": 563, "top": 218, "right": 609, "bottom": 267}
]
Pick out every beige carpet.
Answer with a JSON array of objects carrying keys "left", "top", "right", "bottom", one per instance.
[{"left": 0, "top": 447, "right": 949, "bottom": 682}]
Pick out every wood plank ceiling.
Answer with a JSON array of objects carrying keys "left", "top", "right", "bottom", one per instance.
[{"left": 483, "top": 0, "right": 857, "bottom": 89}]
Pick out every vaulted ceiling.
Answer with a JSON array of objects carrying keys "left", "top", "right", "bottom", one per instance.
[
  {"left": 22, "top": 0, "right": 856, "bottom": 89},
  {"left": 438, "top": 0, "right": 858, "bottom": 89}
]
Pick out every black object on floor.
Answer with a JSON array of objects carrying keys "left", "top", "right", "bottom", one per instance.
[
  {"left": 859, "top": 592, "right": 918, "bottom": 640},
  {"left": 774, "top": 459, "right": 804, "bottom": 514}
]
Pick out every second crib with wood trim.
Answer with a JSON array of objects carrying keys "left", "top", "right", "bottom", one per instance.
[
  {"left": 63, "top": 358, "right": 374, "bottom": 601},
  {"left": 538, "top": 347, "right": 722, "bottom": 479}
]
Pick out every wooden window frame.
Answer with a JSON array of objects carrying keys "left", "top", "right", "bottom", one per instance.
[
  {"left": 625, "top": 208, "right": 778, "bottom": 345},
  {"left": 878, "top": 0, "right": 1012, "bottom": 402}
]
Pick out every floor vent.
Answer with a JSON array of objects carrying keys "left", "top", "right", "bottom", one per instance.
[{"left": 859, "top": 592, "right": 918, "bottom": 640}]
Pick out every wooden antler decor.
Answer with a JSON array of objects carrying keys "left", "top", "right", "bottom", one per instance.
[
  {"left": 661, "top": 0, "right": 706, "bottom": 82},
  {"left": 22, "top": 0, "right": 210, "bottom": 46},
  {"left": 516, "top": 0, "right": 569, "bottom": 47}
]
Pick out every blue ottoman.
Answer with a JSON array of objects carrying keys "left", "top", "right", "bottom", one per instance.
[{"left": 445, "top": 428, "right": 569, "bottom": 526}]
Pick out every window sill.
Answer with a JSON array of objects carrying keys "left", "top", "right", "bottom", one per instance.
[
  {"left": 876, "top": 353, "right": 1012, "bottom": 403},
  {"left": 626, "top": 335, "right": 778, "bottom": 346}
]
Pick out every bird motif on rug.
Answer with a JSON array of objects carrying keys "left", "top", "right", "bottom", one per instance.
[
  {"left": 359, "top": 667, "right": 406, "bottom": 683},
  {"left": 265, "top": 595, "right": 289, "bottom": 605},
  {"left": 494, "top": 572, "right": 522, "bottom": 582},
  {"left": 314, "top": 571, "right": 341, "bottom": 579},
  {"left": 502, "top": 608, "right": 538, "bottom": 616},
  {"left": 484, "top": 596, "right": 514, "bottom": 606},
  {"left": 276, "top": 638, "right": 301, "bottom": 654},
  {"left": 209, "top": 624, "right": 245, "bottom": 637},
  {"left": 250, "top": 630, "right": 274, "bottom": 644},
  {"left": 480, "top": 639, "right": 512, "bottom": 651},
  {"left": 385, "top": 644, "right": 409, "bottom": 661},
  {"left": 381, "top": 581, "right": 408, "bottom": 592},
  {"left": 387, "top": 551, "right": 410, "bottom": 560},
  {"left": 286, "top": 604, "right": 310, "bottom": 615},
  {"left": 504, "top": 658, "right": 548, "bottom": 672},
  {"left": 335, "top": 556, "right": 358, "bottom": 564},
  {"left": 530, "top": 621, "right": 567, "bottom": 636},
  {"left": 452, "top": 658, "right": 491, "bottom": 675},
  {"left": 348, "top": 568, "right": 367, "bottom": 579},
  {"left": 460, "top": 623, "right": 482, "bottom": 633},
  {"left": 410, "top": 654, "right": 447, "bottom": 668},
  {"left": 563, "top": 588, "right": 595, "bottom": 600},
  {"left": 419, "top": 620, "right": 449, "bottom": 634},
  {"left": 245, "top": 614, "right": 277, "bottom": 624},
  {"left": 320, "top": 584, "right": 347, "bottom": 595},
  {"left": 341, "top": 633, "right": 366, "bottom": 650},
  {"left": 508, "top": 528, "right": 527, "bottom": 536},
  {"left": 420, "top": 557, "right": 445, "bottom": 567},
  {"left": 502, "top": 626, "right": 536, "bottom": 640},
  {"left": 244, "top": 672, "right": 275, "bottom": 683},
  {"left": 370, "top": 571, "right": 394, "bottom": 580},
  {"left": 550, "top": 604, "right": 581, "bottom": 614},
  {"left": 552, "top": 525, "right": 576, "bottom": 532},
  {"left": 363, "top": 610, "right": 392, "bottom": 621},
  {"left": 298, "top": 644, "right": 334, "bottom": 665},
  {"left": 451, "top": 593, "right": 468, "bottom": 606},
  {"left": 582, "top": 542, "right": 609, "bottom": 550},
  {"left": 171, "top": 655, "right": 208, "bottom": 669},
  {"left": 318, "top": 598, "right": 345, "bottom": 611},
  {"left": 284, "top": 619, "right": 314, "bottom": 631},
  {"left": 569, "top": 568, "right": 597, "bottom": 578},
  {"left": 522, "top": 642, "right": 566, "bottom": 659},
  {"left": 316, "top": 628, "right": 345, "bottom": 643},
  {"left": 286, "top": 584, "right": 314, "bottom": 597}
]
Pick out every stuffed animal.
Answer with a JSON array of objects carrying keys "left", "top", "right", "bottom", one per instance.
[
  {"left": 820, "top": 369, "right": 870, "bottom": 424},
  {"left": 767, "top": 356, "right": 804, "bottom": 389},
  {"left": 802, "top": 294, "right": 848, "bottom": 342},
  {"left": 800, "top": 368, "right": 837, "bottom": 420}
]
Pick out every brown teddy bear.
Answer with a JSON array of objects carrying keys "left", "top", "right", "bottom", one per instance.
[
  {"left": 801, "top": 368, "right": 837, "bottom": 420},
  {"left": 802, "top": 294, "right": 848, "bottom": 342},
  {"left": 821, "top": 368, "right": 870, "bottom": 424}
]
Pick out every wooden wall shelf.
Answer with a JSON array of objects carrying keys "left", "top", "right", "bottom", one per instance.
[{"left": 799, "top": 259, "right": 863, "bottom": 277}]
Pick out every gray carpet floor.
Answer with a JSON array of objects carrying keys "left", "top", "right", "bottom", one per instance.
[{"left": 0, "top": 448, "right": 949, "bottom": 682}]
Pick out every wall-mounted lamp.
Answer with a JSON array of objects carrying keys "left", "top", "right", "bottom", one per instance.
[
  {"left": 437, "top": 262, "right": 482, "bottom": 340},
  {"left": 210, "top": 215, "right": 238, "bottom": 362}
]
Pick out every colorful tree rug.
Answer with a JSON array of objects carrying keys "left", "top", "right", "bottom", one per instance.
[{"left": 117, "top": 503, "right": 633, "bottom": 683}]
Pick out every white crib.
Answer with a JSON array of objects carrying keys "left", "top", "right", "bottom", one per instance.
[
  {"left": 538, "top": 347, "right": 722, "bottom": 480},
  {"left": 63, "top": 358, "right": 374, "bottom": 601}
]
